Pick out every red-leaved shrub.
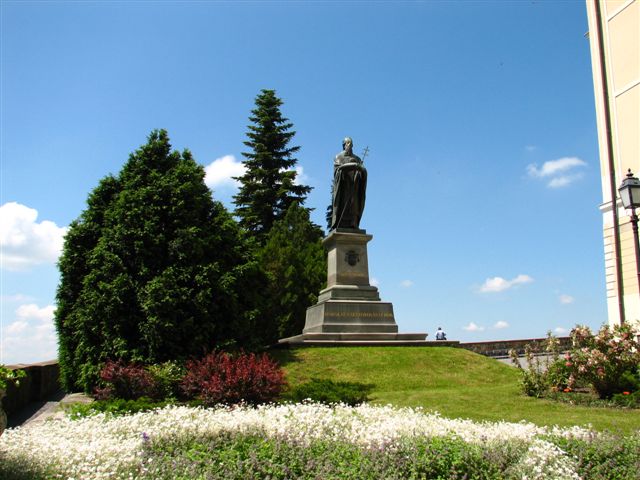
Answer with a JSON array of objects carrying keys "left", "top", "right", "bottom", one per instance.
[
  {"left": 94, "top": 360, "right": 158, "bottom": 400},
  {"left": 181, "top": 351, "right": 285, "bottom": 406}
]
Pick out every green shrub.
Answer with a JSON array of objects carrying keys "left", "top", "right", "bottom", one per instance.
[
  {"left": 509, "top": 331, "right": 574, "bottom": 398},
  {"left": 147, "top": 361, "right": 185, "bottom": 399},
  {"left": 519, "top": 368, "right": 548, "bottom": 398},
  {"left": 55, "top": 130, "right": 266, "bottom": 393},
  {"left": 0, "top": 365, "right": 26, "bottom": 391},
  {"left": 66, "top": 397, "right": 172, "bottom": 419},
  {"left": 510, "top": 344, "right": 550, "bottom": 398},
  {"left": 281, "top": 378, "right": 374, "bottom": 405},
  {"left": 546, "top": 358, "right": 572, "bottom": 391},
  {"left": 618, "top": 368, "right": 640, "bottom": 392},
  {"left": 610, "top": 390, "right": 640, "bottom": 409}
]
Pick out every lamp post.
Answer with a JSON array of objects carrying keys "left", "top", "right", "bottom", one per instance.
[{"left": 618, "top": 169, "right": 640, "bottom": 301}]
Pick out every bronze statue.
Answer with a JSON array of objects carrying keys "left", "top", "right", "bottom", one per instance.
[{"left": 331, "top": 137, "right": 367, "bottom": 230}]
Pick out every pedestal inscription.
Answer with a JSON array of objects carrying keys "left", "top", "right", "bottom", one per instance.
[{"left": 301, "top": 229, "right": 399, "bottom": 335}]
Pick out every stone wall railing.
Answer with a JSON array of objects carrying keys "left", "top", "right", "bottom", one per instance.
[
  {"left": 460, "top": 337, "right": 572, "bottom": 358},
  {"left": 2, "top": 361, "right": 61, "bottom": 415}
]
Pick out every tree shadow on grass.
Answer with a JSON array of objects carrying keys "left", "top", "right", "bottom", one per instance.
[{"left": 267, "top": 346, "right": 304, "bottom": 368}]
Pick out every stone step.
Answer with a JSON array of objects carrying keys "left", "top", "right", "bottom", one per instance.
[
  {"left": 304, "top": 323, "right": 399, "bottom": 334},
  {"left": 280, "top": 332, "right": 432, "bottom": 343}
]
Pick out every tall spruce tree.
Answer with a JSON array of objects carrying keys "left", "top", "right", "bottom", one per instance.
[
  {"left": 55, "top": 130, "right": 264, "bottom": 392},
  {"left": 233, "top": 89, "right": 311, "bottom": 242}
]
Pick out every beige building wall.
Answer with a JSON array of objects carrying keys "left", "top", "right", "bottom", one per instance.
[{"left": 586, "top": 0, "right": 640, "bottom": 329}]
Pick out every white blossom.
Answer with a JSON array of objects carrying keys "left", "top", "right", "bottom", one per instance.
[{"left": 0, "top": 403, "right": 598, "bottom": 479}]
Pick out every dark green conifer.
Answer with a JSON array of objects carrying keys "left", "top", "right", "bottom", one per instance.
[
  {"left": 233, "top": 89, "right": 311, "bottom": 242},
  {"left": 55, "top": 130, "right": 262, "bottom": 392},
  {"left": 259, "top": 203, "right": 326, "bottom": 341}
]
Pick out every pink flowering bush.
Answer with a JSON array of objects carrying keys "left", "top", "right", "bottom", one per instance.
[{"left": 565, "top": 324, "right": 640, "bottom": 399}]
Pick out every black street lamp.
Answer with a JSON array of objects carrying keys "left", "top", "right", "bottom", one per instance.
[{"left": 618, "top": 169, "right": 640, "bottom": 299}]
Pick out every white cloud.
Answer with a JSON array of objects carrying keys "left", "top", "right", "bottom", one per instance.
[
  {"left": 526, "top": 157, "right": 587, "bottom": 188},
  {"left": 463, "top": 322, "right": 485, "bottom": 332},
  {"left": 6, "top": 320, "right": 28, "bottom": 335},
  {"left": 204, "top": 155, "right": 246, "bottom": 189},
  {"left": 554, "top": 327, "right": 569, "bottom": 335},
  {"left": 478, "top": 274, "right": 533, "bottom": 293},
  {"left": 548, "top": 174, "right": 584, "bottom": 188},
  {"left": 527, "top": 157, "right": 586, "bottom": 178},
  {"left": 525, "top": 145, "right": 537, "bottom": 152},
  {"left": 400, "top": 279, "right": 414, "bottom": 288},
  {"left": 16, "top": 303, "right": 55, "bottom": 322},
  {"left": 1, "top": 303, "right": 57, "bottom": 364},
  {"left": 370, "top": 277, "right": 380, "bottom": 287},
  {"left": 0, "top": 293, "right": 34, "bottom": 303},
  {"left": 493, "top": 320, "right": 509, "bottom": 329},
  {"left": 559, "top": 294, "right": 574, "bottom": 305},
  {"left": 0, "top": 202, "right": 67, "bottom": 271},
  {"left": 204, "top": 155, "right": 310, "bottom": 191},
  {"left": 292, "top": 166, "right": 309, "bottom": 186}
]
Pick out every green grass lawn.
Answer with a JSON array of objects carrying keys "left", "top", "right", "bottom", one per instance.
[{"left": 271, "top": 346, "right": 640, "bottom": 434}]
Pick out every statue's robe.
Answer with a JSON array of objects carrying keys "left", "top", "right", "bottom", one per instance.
[{"left": 331, "top": 154, "right": 367, "bottom": 230}]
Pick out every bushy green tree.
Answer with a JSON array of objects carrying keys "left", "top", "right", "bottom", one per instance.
[
  {"left": 258, "top": 203, "right": 326, "bottom": 341},
  {"left": 233, "top": 89, "right": 311, "bottom": 243},
  {"left": 56, "top": 130, "right": 263, "bottom": 392}
]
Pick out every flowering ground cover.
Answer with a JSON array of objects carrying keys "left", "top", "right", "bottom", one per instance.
[{"left": 1, "top": 403, "right": 638, "bottom": 479}]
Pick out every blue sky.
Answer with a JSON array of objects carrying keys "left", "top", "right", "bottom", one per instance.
[{"left": 1, "top": 1, "right": 606, "bottom": 364}]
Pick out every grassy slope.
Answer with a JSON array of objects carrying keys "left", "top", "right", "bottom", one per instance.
[{"left": 271, "top": 346, "right": 640, "bottom": 434}]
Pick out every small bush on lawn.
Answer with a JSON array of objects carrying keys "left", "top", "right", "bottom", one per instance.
[
  {"left": 565, "top": 324, "right": 640, "bottom": 398},
  {"left": 94, "top": 360, "right": 159, "bottom": 400},
  {"left": 66, "top": 397, "right": 173, "bottom": 419},
  {"left": 181, "top": 350, "right": 285, "bottom": 406},
  {"left": 512, "top": 350, "right": 547, "bottom": 398},
  {"left": 546, "top": 358, "right": 573, "bottom": 391},
  {"left": 510, "top": 332, "right": 566, "bottom": 398},
  {"left": 610, "top": 390, "right": 640, "bottom": 408},
  {"left": 282, "top": 378, "right": 374, "bottom": 405}
]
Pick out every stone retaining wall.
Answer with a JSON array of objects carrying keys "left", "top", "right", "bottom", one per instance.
[
  {"left": 2, "top": 361, "right": 61, "bottom": 415},
  {"left": 460, "top": 337, "right": 571, "bottom": 358}
]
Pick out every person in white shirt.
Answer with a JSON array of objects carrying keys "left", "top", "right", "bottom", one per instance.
[{"left": 435, "top": 327, "right": 447, "bottom": 340}]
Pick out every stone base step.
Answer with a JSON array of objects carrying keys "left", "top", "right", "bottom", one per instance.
[
  {"left": 277, "top": 333, "right": 456, "bottom": 346},
  {"left": 303, "top": 323, "right": 399, "bottom": 334}
]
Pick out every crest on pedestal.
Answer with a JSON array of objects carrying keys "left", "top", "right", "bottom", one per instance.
[{"left": 345, "top": 250, "right": 360, "bottom": 266}]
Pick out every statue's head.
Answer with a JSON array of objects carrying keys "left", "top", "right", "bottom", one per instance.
[{"left": 342, "top": 137, "right": 353, "bottom": 153}]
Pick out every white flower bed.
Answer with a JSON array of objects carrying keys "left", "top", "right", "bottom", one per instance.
[{"left": 0, "top": 403, "right": 592, "bottom": 479}]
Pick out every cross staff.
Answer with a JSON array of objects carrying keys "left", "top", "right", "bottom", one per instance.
[{"left": 362, "top": 146, "right": 370, "bottom": 161}]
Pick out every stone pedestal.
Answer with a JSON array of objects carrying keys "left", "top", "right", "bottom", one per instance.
[{"left": 279, "top": 229, "right": 428, "bottom": 345}]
